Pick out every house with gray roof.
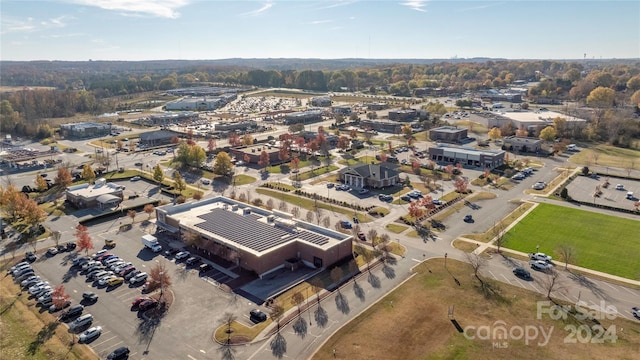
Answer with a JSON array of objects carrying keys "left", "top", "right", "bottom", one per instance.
[{"left": 338, "top": 163, "right": 400, "bottom": 189}]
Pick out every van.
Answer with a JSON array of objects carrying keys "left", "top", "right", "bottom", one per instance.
[
  {"left": 71, "top": 314, "right": 93, "bottom": 330},
  {"left": 627, "top": 192, "right": 634, "bottom": 200}
]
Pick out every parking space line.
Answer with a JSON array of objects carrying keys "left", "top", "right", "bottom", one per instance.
[
  {"left": 620, "top": 286, "right": 637, "bottom": 296},
  {"left": 601, "top": 282, "right": 618, "bottom": 292},
  {"left": 487, "top": 270, "right": 498, "bottom": 280},
  {"left": 91, "top": 336, "right": 119, "bottom": 349}
]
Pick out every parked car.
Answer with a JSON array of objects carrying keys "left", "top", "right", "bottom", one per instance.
[
  {"left": 9, "top": 261, "right": 30, "bottom": 274},
  {"left": 91, "top": 250, "right": 108, "bottom": 260},
  {"left": 59, "top": 305, "right": 84, "bottom": 321},
  {"left": 326, "top": 183, "right": 334, "bottom": 188},
  {"left": 129, "top": 272, "right": 148, "bottom": 284},
  {"left": 199, "top": 263, "right": 213, "bottom": 273},
  {"left": 358, "top": 188, "right": 369, "bottom": 194},
  {"left": 105, "top": 239, "right": 116, "bottom": 247},
  {"left": 513, "top": 266, "right": 532, "bottom": 279},
  {"left": 463, "top": 214, "right": 473, "bottom": 223},
  {"left": 98, "top": 275, "right": 117, "bottom": 287},
  {"left": 49, "top": 300, "right": 72, "bottom": 313},
  {"left": 82, "top": 292, "right": 99, "bottom": 303},
  {"left": 529, "top": 252, "right": 552, "bottom": 262},
  {"left": 46, "top": 247, "right": 58, "bottom": 256},
  {"left": 78, "top": 326, "right": 102, "bottom": 343},
  {"left": 529, "top": 260, "right": 554, "bottom": 272},
  {"left": 138, "top": 299, "right": 158, "bottom": 311},
  {"left": 70, "top": 314, "right": 94, "bottom": 331},
  {"left": 73, "top": 257, "right": 90, "bottom": 267},
  {"left": 175, "top": 251, "right": 190, "bottom": 260},
  {"left": 164, "top": 248, "right": 179, "bottom": 257},
  {"left": 200, "top": 178, "right": 211, "bottom": 185},
  {"left": 357, "top": 232, "right": 366, "bottom": 241},
  {"left": 632, "top": 307, "right": 640, "bottom": 319},
  {"left": 132, "top": 297, "right": 151, "bottom": 308},
  {"left": 21, "top": 276, "right": 41, "bottom": 288},
  {"left": 250, "top": 309, "right": 267, "bottom": 323},
  {"left": 65, "top": 242, "right": 77, "bottom": 251},
  {"left": 186, "top": 257, "right": 201, "bottom": 266},
  {"left": 615, "top": 184, "right": 625, "bottom": 190},
  {"left": 532, "top": 182, "right": 546, "bottom": 190},
  {"left": 118, "top": 265, "right": 136, "bottom": 277},
  {"left": 340, "top": 220, "right": 352, "bottom": 229},
  {"left": 107, "top": 277, "right": 125, "bottom": 287},
  {"left": 512, "top": 173, "right": 525, "bottom": 180},
  {"left": 24, "top": 251, "right": 37, "bottom": 263},
  {"left": 125, "top": 269, "right": 141, "bottom": 281},
  {"left": 130, "top": 176, "right": 141, "bottom": 181},
  {"left": 106, "top": 346, "right": 130, "bottom": 360}
]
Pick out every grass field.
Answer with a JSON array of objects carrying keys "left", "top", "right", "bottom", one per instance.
[
  {"left": 504, "top": 203, "right": 640, "bottom": 280},
  {"left": 312, "top": 258, "right": 640, "bottom": 360},
  {"left": 0, "top": 265, "right": 98, "bottom": 360},
  {"left": 569, "top": 145, "right": 640, "bottom": 170}
]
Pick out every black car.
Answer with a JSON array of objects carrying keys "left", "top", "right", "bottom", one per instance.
[
  {"left": 124, "top": 269, "right": 141, "bottom": 281},
  {"left": 512, "top": 266, "right": 532, "bottom": 279},
  {"left": 107, "top": 346, "right": 130, "bottom": 360},
  {"left": 164, "top": 248, "right": 178, "bottom": 257},
  {"left": 25, "top": 251, "right": 37, "bottom": 263},
  {"left": 56, "top": 244, "right": 67, "bottom": 253},
  {"left": 250, "top": 309, "right": 267, "bottom": 323},
  {"left": 186, "top": 257, "right": 201, "bottom": 266},
  {"left": 65, "top": 242, "right": 77, "bottom": 251},
  {"left": 138, "top": 299, "right": 158, "bottom": 311},
  {"left": 82, "top": 291, "right": 99, "bottom": 303},
  {"left": 59, "top": 305, "right": 84, "bottom": 321}
]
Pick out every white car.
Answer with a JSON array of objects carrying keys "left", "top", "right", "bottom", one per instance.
[
  {"left": 129, "top": 272, "right": 148, "bottom": 284},
  {"left": 131, "top": 176, "right": 141, "bottom": 181},
  {"left": 98, "top": 275, "right": 117, "bottom": 287},
  {"left": 532, "top": 182, "right": 546, "bottom": 190},
  {"left": 530, "top": 260, "right": 554, "bottom": 271},
  {"left": 79, "top": 326, "right": 102, "bottom": 343},
  {"left": 200, "top": 179, "right": 211, "bottom": 185},
  {"left": 175, "top": 251, "right": 190, "bottom": 260},
  {"left": 615, "top": 184, "right": 624, "bottom": 190},
  {"left": 529, "top": 252, "right": 552, "bottom": 262},
  {"left": 632, "top": 307, "right": 640, "bottom": 319}
]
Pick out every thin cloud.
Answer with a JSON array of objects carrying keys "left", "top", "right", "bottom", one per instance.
[
  {"left": 68, "top": 0, "right": 190, "bottom": 19},
  {"left": 239, "top": 1, "right": 273, "bottom": 17},
  {"left": 319, "top": 0, "right": 358, "bottom": 10},
  {"left": 1, "top": 15, "right": 70, "bottom": 35},
  {"left": 401, "top": 0, "right": 428, "bottom": 12},
  {"left": 457, "top": 2, "right": 505, "bottom": 12},
  {"left": 310, "top": 20, "right": 333, "bottom": 25}
]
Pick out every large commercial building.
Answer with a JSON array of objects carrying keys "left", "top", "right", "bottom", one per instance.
[
  {"left": 483, "top": 110, "right": 587, "bottom": 132},
  {"left": 360, "top": 119, "right": 403, "bottom": 134},
  {"left": 155, "top": 197, "right": 353, "bottom": 277},
  {"left": 338, "top": 164, "right": 400, "bottom": 189},
  {"left": 501, "top": 136, "right": 544, "bottom": 153},
  {"left": 139, "top": 130, "right": 176, "bottom": 147},
  {"left": 283, "top": 110, "right": 324, "bottom": 125},
  {"left": 428, "top": 145, "right": 506, "bottom": 169},
  {"left": 60, "top": 122, "right": 111, "bottom": 139},
  {"left": 165, "top": 94, "right": 237, "bottom": 111}
]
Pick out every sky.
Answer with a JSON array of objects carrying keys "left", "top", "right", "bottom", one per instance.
[{"left": 1, "top": 0, "right": 639, "bottom": 61}]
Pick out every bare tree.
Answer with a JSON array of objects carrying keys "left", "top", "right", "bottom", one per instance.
[
  {"left": 309, "top": 278, "right": 324, "bottom": 305},
  {"left": 127, "top": 209, "right": 137, "bottom": 224},
  {"left": 464, "top": 251, "right": 487, "bottom": 286},
  {"left": 291, "top": 206, "right": 300, "bottom": 218},
  {"left": 367, "top": 229, "right": 378, "bottom": 245},
  {"left": 291, "top": 291, "right": 304, "bottom": 316},
  {"left": 148, "top": 262, "right": 172, "bottom": 303},
  {"left": 51, "top": 230, "right": 62, "bottom": 247},
  {"left": 322, "top": 216, "right": 330, "bottom": 228},
  {"left": 492, "top": 221, "right": 507, "bottom": 253},
  {"left": 305, "top": 210, "right": 315, "bottom": 223},
  {"left": 270, "top": 302, "right": 285, "bottom": 331},
  {"left": 278, "top": 201, "right": 288, "bottom": 212},
  {"left": 556, "top": 244, "right": 576, "bottom": 271},
  {"left": 541, "top": 268, "right": 564, "bottom": 300}
]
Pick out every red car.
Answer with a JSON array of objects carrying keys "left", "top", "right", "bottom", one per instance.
[
  {"left": 118, "top": 265, "right": 135, "bottom": 277},
  {"left": 132, "top": 297, "right": 150, "bottom": 308},
  {"left": 138, "top": 299, "right": 158, "bottom": 311}
]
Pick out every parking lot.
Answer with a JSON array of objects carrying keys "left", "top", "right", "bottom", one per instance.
[
  {"left": 566, "top": 174, "right": 639, "bottom": 208},
  {"left": 26, "top": 224, "right": 262, "bottom": 360}
]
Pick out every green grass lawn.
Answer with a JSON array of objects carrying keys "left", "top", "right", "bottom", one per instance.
[{"left": 504, "top": 203, "right": 640, "bottom": 280}]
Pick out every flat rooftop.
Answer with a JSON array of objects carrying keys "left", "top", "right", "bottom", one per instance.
[
  {"left": 170, "top": 199, "right": 347, "bottom": 256},
  {"left": 66, "top": 182, "right": 124, "bottom": 198},
  {"left": 499, "top": 110, "right": 587, "bottom": 123},
  {"left": 431, "top": 126, "right": 467, "bottom": 133},
  {"left": 432, "top": 144, "right": 505, "bottom": 156}
]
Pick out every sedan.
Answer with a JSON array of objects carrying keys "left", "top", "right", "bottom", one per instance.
[
  {"left": 124, "top": 269, "right": 141, "bottom": 281},
  {"left": 132, "top": 296, "right": 151, "bottom": 308},
  {"left": 532, "top": 182, "right": 546, "bottom": 190},
  {"left": 98, "top": 275, "right": 117, "bottom": 287},
  {"left": 46, "top": 247, "right": 58, "bottom": 256},
  {"left": 82, "top": 292, "right": 99, "bottom": 303},
  {"left": 131, "top": 176, "right": 141, "bottom": 181},
  {"left": 530, "top": 260, "right": 554, "bottom": 272},
  {"left": 78, "top": 326, "right": 102, "bottom": 343},
  {"left": 529, "top": 252, "right": 552, "bottom": 262},
  {"left": 24, "top": 251, "right": 37, "bottom": 263},
  {"left": 107, "top": 346, "right": 130, "bottom": 360},
  {"left": 632, "top": 307, "right": 640, "bottom": 319}
]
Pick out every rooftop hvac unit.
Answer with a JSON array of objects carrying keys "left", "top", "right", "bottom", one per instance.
[
  {"left": 231, "top": 204, "right": 239, "bottom": 211},
  {"left": 267, "top": 215, "right": 276, "bottom": 223},
  {"left": 242, "top": 207, "right": 251, "bottom": 215}
]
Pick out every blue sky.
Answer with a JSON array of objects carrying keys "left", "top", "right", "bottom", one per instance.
[{"left": 1, "top": 1, "right": 638, "bottom": 61}]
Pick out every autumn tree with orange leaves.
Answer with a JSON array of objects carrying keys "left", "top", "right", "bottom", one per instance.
[
  {"left": 51, "top": 284, "right": 71, "bottom": 309},
  {"left": 75, "top": 224, "right": 94, "bottom": 255}
]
